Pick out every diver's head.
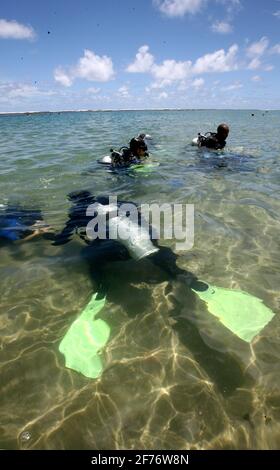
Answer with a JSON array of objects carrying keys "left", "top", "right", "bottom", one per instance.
[
  {"left": 217, "top": 123, "right": 229, "bottom": 140},
  {"left": 138, "top": 133, "right": 146, "bottom": 140},
  {"left": 129, "top": 137, "right": 149, "bottom": 157}
]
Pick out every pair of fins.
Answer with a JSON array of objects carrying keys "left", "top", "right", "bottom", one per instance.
[{"left": 59, "top": 282, "right": 275, "bottom": 379}]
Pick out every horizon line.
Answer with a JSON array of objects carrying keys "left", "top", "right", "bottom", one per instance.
[{"left": 0, "top": 108, "right": 277, "bottom": 116}]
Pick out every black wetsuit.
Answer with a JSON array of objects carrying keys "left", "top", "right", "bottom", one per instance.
[
  {"left": 53, "top": 190, "right": 197, "bottom": 294},
  {"left": 111, "top": 148, "right": 139, "bottom": 167},
  {"left": 53, "top": 191, "right": 245, "bottom": 394},
  {"left": 199, "top": 132, "right": 226, "bottom": 150}
]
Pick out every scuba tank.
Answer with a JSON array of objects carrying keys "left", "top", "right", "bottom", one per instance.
[
  {"left": 109, "top": 215, "right": 158, "bottom": 261},
  {"left": 89, "top": 202, "right": 159, "bottom": 261},
  {"left": 192, "top": 132, "right": 213, "bottom": 146},
  {"left": 98, "top": 147, "right": 132, "bottom": 166},
  {"left": 110, "top": 146, "right": 133, "bottom": 167}
]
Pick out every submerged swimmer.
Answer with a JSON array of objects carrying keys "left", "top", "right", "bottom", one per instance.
[
  {"left": 55, "top": 191, "right": 262, "bottom": 392},
  {"left": 52, "top": 190, "right": 197, "bottom": 294},
  {"left": 196, "top": 123, "right": 229, "bottom": 150},
  {"left": 0, "top": 204, "right": 53, "bottom": 245},
  {"left": 109, "top": 134, "right": 149, "bottom": 168}
]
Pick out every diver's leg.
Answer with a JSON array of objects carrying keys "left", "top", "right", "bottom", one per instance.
[
  {"left": 81, "top": 239, "right": 130, "bottom": 298},
  {"left": 149, "top": 244, "right": 198, "bottom": 286}
]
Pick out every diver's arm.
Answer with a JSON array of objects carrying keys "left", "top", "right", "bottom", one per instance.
[
  {"left": 20, "top": 226, "right": 54, "bottom": 242},
  {"left": 20, "top": 230, "right": 41, "bottom": 242}
]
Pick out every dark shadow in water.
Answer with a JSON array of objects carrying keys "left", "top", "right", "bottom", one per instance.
[
  {"left": 82, "top": 164, "right": 137, "bottom": 177},
  {"left": 168, "top": 293, "right": 250, "bottom": 396},
  {"left": 181, "top": 146, "right": 255, "bottom": 173},
  {"left": 194, "top": 150, "right": 255, "bottom": 173}
]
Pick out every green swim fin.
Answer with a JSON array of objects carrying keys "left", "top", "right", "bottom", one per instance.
[
  {"left": 59, "top": 294, "right": 110, "bottom": 378},
  {"left": 132, "top": 162, "right": 159, "bottom": 173},
  {"left": 191, "top": 282, "right": 275, "bottom": 343}
]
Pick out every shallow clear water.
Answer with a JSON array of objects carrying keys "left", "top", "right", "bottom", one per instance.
[{"left": 0, "top": 110, "right": 280, "bottom": 450}]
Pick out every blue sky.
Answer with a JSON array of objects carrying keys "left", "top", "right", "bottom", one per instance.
[{"left": 0, "top": 0, "right": 280, "bottom": 111}]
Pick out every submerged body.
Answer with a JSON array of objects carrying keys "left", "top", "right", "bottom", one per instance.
[
  {"left": 55, "top": 192, "right": 275, "bottom": 382},
  {"left": 0, "top": 205, "right": 51, "bottom": 244},
  {"left": 53, "top": 190, "right": 196, "bottom": 295}
]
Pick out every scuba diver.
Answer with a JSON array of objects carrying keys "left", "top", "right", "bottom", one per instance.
[
  {"left": 0, "top": 204, "right": 53, "bottom": 245},
  {"left": 195, "top": 123, "right": 229, "bottom": 150},
  {"left": 52, "top": 190, "right": 198, "bottom": 294},
  {"left": 103, "top": 134, "right": 149, "bottom": 168},
  {"left": 55, "top": 190, "right": 267, "bottom": 394}
]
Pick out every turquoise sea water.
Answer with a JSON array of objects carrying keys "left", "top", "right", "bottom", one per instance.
[{"left": 0, "top": 110, "right": 280, "bottom": 449}]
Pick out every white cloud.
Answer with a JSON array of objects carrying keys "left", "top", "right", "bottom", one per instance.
[
  {"left": 0, "top": 82, "right": 56, "bottom": 101},
  {"left": 87, "top": 87, "right": 101, "bottom": 94},
  {"left": 211, "top": 20, "right": 232, "bottom": 33},
  {"left": 152, "top": 59, "right": 192, "bottom": 83},
  {"left": 192, "top": 44, "right": 239, "bottom": 73},
  {"left": 246, "top": 38, "right": 270, "bottom": 70},
  {"left": 247, "top": 57, "right": 261, "bottom": 70},
  {"left": 75, "top": 50, "right": 114, "bottom": 82},
  {"left": 144, "top": 87, "right": 169, "bottom": 99},
  {"left": 54, "top": 67, "right": 73, "bottom": 87},
  {"left": 264, "top": 64, "right": 274, "bottom": 72},
  {"left": 127, "top": 46, "right": 192, "bottom": 87},
  {"left": 154, "top": 0, "right": 242, "bottom": 17},
  {"left": 154, "top": 0, "right": 241, "bottom": 21},
  {"left": 128, "top": 44, "right": 239, "bottom": 90},
  {"left": 222, "top": 80, "right": 243, "bottom": 91},
  {"left": 0, "top": 18, "right": 35, "bottom": 39},
  {"left": 191, "top": 77, "right": 205, "bottom": 88},
  {"left": 270, "top": 44, "right": 280, "bottom": 54},
  {"left": 117, "top": 86, "right": 130, "bottom": 98},
  {"left": 150, "top": 80, "right": 170, "bottom": 89},
  {"left": 251, "top": 75, "right": 261, "bottom": 82},
  {"left": 54, "top": 49, "right": 114, "bottom": 86},
  {"left": 9, "top": 85, "right": 55, "bottom": 98},
  {"left": 273, "top": 10, "right": 280, "bottom": 19},
  {"left": 126, "top": 45, "right": 154, "bottom": 73},
  {"left": 246, "top": 36, "right": 269, "bottom": 58},
  {"left": 216, "top": 0, "right": 241, "bottom": 14},
  {"left": 154, "top": 0, "right": 205, "bottom": 17},
  {"left": 176, "top": 77, "right": 205, "bottom": 91},
  {"left": 210, "top": 1, "right": 241, "bottom": 35}
]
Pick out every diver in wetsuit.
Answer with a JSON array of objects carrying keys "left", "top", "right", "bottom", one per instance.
[
  {"left": 0, "top": 204, "right": 52, "bottom": 245},
  {"left": 110, "top": 135, "right": 149, "bottom": 167},
  {"left": 198, "top": 123, "right": 229, "bottom": 150},
  {"left": 52, "top": 190, "right": 197, "bottom": 294}
]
